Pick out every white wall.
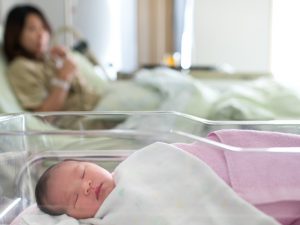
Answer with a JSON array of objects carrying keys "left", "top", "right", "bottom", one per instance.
[
  {"left": 119, "top": 0, "right": 138, "bottom": 72},
  {"left": 73, "top": 0, "right": 111, "bottom": 66},
  {"left": 0, "top": 0, "right": 26, "bottom": 24},
  {"left": 2, "top": 0, "right": 270, "bottom": 73},
  {"left": 271, "top": 1, "right": 300, "bottom": 82},
  {"left": 26, "top": 0, "right": 66, "bottom": 31},
  {"left": 192, "top": 0, "right": 272, "bottom": 72},
  {"left": 0, "top": 0, "right": 66, "bottom": 30},
  {"left": 73, "top": 0, "right": 137, "bottom": 72},
  {"left": 174, "top": 0, "right": 186, "bottom": 52}
]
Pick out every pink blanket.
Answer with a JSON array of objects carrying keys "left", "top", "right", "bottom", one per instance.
[{"left": 175, "top": 129, "right": 300, "bottom": 225}]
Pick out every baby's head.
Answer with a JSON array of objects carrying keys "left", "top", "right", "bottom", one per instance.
[{"left": 35, "top": 160, "right": 115, "bottom": 219}]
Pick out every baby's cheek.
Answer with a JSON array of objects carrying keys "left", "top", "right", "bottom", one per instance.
[{"left": 80, "top": 197, "right": 100, "bottom": 213}]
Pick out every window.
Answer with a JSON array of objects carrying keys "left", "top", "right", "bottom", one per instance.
[{"left": 271, "top": 1, "right": 300, "bottom": 82}]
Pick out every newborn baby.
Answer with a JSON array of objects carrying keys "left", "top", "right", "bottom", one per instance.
[
  {"left": 34, "top": 129, "right": 300, "bottom": 225},
  {"left": 35, "top": 160, "right": 115, "bottom": 219}
]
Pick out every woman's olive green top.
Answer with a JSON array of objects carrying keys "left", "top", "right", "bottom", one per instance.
[{"left": 7, "top": 56, "right": 101, "bottom": 128}]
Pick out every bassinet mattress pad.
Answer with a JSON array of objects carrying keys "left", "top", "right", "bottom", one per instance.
[{"left": 15, "top": 142, "right": 279, "bottom": 225}]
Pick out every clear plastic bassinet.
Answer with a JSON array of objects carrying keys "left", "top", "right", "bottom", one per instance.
[{"left": 1, "top": 111, "right": 300, "bottom": 224}]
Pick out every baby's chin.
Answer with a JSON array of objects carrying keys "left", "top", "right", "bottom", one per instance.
[
  {"left": 104, "top": 181, "right": 116, "bottom": 199},
  {"left": 71, "top": 207, "right": 100, "bottom": 220}
]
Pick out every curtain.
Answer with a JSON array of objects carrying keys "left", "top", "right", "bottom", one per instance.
[{"left": 137, "top": 0, "right": 174, "bottom": 67}]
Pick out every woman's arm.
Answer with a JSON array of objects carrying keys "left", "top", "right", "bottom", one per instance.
[
  {"left": 33, "top": 56, "right": 77, "bottom": 112},
  {"left": 33, "top": 81, "right": 70, "bottom": 111}
]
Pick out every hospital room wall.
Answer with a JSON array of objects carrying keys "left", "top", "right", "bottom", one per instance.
[
  {"left": 0, "top": 0, "right": 272, "bottom": 73},
  {"left": 0, "top": 0, "right": 25, "bottom": 23},
  {"left": 72, "top": 0, "right": 138, "bottom": 73},
  {"left": 191, "top": 0, "right": 272, "bottom": 73},
  {"left": 0, "top": 0, "right": 66, "bottom": 30},
  {"left": 138, "top": 0, "right": 272, "bottom": 73}
]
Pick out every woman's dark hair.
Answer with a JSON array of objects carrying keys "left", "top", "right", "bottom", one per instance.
[{"left": 3, "top": 4, "right": 52, "bottom": 62}]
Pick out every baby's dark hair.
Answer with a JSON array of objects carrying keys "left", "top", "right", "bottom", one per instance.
[{"left": 35, "top": 162, "right": 66, "bottom": 216}]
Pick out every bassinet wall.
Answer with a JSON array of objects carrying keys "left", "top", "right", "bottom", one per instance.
[
  {"left": 0, "top": 111, "right": 210, "bottom": 224},
  {"left": 1, "top": 112, "right": 300, "bottom": 224}
]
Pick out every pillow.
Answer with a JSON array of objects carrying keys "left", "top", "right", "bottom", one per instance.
[
  {"left": 70, "top": 51, "right": 110, "bottom": 95},
  {"left": 94, "top": 80, "right": 161, "bottom": 111},
  {"left": 10, "top": 204, "right": 38, "bottom": 225},
  {"left": 10, "top": 204, "right": 78, "bottom": 225}
]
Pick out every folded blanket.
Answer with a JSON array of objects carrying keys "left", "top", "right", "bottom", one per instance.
[
  {"left": 174, "top": 130, "right": 300, "bottom": 225},
  {"left": 208, "top": 129, "right": 300, "bottom": 204},
  {"left": 86, "top": 142, "right": 279, "bottom": 225},
  {"left": 208, "top": 129, "right": 300, "bottom": 225}
]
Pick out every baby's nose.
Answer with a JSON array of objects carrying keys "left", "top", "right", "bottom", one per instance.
[{"left": 83, "top": 180, "right": 92, "bottom": 195}]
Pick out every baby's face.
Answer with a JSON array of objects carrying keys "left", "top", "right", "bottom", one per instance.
[{"left": 45, "top": 161, "right": 115, "bottom": 219}]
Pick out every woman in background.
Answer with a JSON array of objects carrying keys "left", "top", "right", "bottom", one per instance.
[
  {"left": 3, "top": 4, "right": 160, "bottom": 129},
  {"left": 3, "top": 5, "right": 101, "bottom": 117}
]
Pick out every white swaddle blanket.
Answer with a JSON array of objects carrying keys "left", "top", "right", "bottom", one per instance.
[{"left": 84, "top": 142, "right": 279, "bottom": 225}]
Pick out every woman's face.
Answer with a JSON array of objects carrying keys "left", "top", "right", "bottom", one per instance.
[{"left": 20, "top": 13, "right": 50, "bottom": 57}]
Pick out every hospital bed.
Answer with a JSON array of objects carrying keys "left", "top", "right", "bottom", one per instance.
[
  {"left": 2, "top": 46, "right": 300, "bottom": 121},
  {"left": 0, "top": 111, "right": 300, "bottom": 224},
  {"left": 2, "top": 21, "right": 300, "bottom": 121}
]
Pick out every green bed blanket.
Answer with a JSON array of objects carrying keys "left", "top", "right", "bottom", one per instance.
[
  {"left": 97, "top": 67, "right": 300, "bottom": 121},
  {"left": 2, "top": 45, "right": 300, "bottom": 122}
]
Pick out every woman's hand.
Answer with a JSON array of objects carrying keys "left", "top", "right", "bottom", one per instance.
[
  {"left": 34, "top": 52, "right": 77, "bottom": 112},
  {"left": 50, "top": 45, "right": 77, "bottom": 82},
  {"left": 50, "top": 45, "right": 67, "bottom": 59},
  {"left": 57, "top": 56, "right": 77, "bottom": 82}
]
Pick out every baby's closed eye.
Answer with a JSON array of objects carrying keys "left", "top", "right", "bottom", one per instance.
[
  {"left": 73, "top": 193, "right": 79, "bottom": 208},
  {"left": 81, "top": 167, "right": 85, "bottom": 179}
]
